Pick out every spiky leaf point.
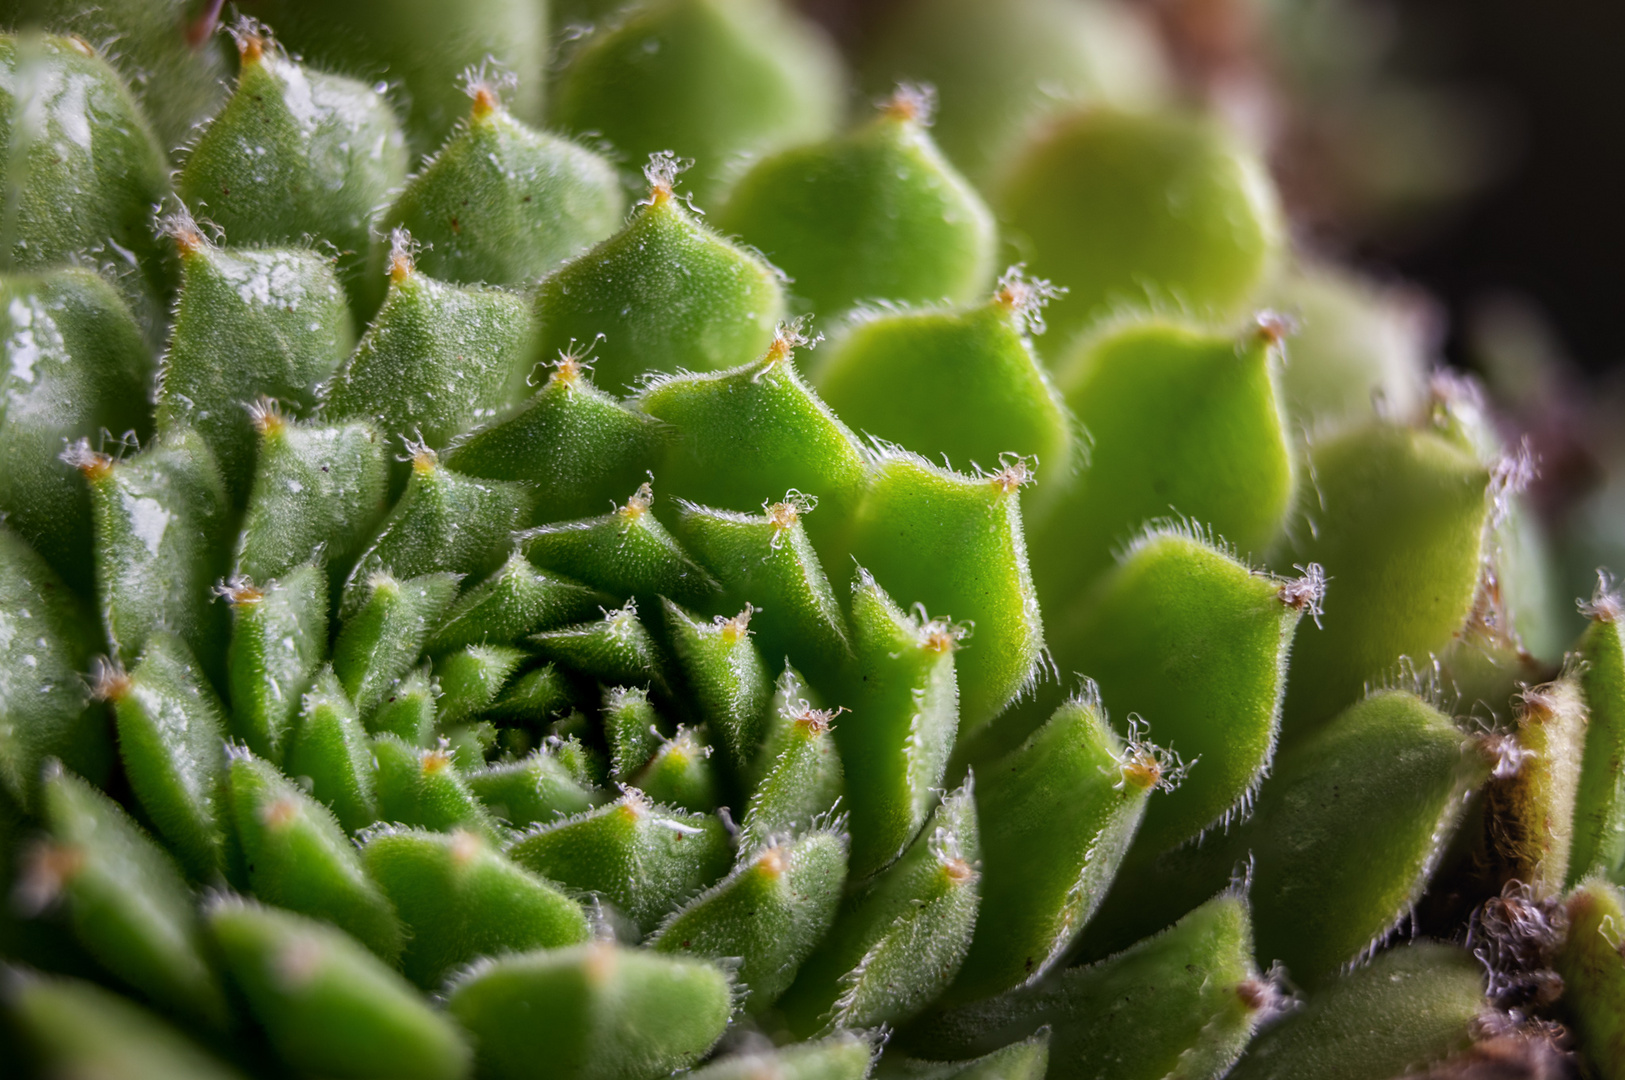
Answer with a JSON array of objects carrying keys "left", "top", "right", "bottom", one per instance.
[
  {"left": 340, "top": 450, "right": 534, "bottom": 619},
  {"left": 996, "top": 107, "right": 1281, "bottom": 340},
  {"left": 486, "top": 663, "right": 585, "bottom": 727},
  {"left": 1090, "top": 690, "right": 1489, "bottom": 985},
  {"left": 445, "top": 941, "right": 731, "bottom": 1080},
  {"left": 638, "top": 325, "right": 869, "bottom": 551},
  {"left": 321, "top": 241, "right": 535, "bottom": 464},
  {"left": 0, "top": 35, "right": 171, "bottom": 323},
  {"left": 910, "top": 894, "right": 1266, "bottom": 1080},
  {"left": 860, "top": 0, "right": 1169, "bottom": 186},
  {"left": 521, "top": 482, "right": 719, "bottom": 605},
  {"left": 222, "top": 563, "right": 327, "bottom": 763},
  {"left": 551, "top": 0, "right": 841, "bottom": 204},
  {"left": 836, "top": 571, "right": 959, "bottom": 879},
  {"left": 737, "top": 697, "right": 844, "bottom": 854},
  {"left": 1030, "top": 318, "right": 1294, "bottom": 601},
  {"left": 676, "top": 496, "right": 851, "bottom": 683},
  {"left": 779, "top": 779, "right": 978, "bottom": 1034},
  {"left": 651, "top": 829, "right": 848, "bottom": 1013},
  {"left": 445, "top": 354, "right": 666, "bottom": 521},
  {"left": 1482, "top": 675, "right": 1586, "bottom": 896},
  {"left": 814, "top": 272, "right": 1072, "bottom": 495},
  {"left": 206, "top": 897, "right": 473, "bottom": 1080},
  {"left": 873, "top": 1031, "right": 1050, "bottom": 1080},
  {"left": 946, "top": 695, "right": 1151, "bottom": 1001},
  {"left": 506, "top": 791, "right": 732, "bottom": 934},
  {"left": 605, "top": 685, "right": 669, "bottom": 782},
  {"left": 331, "top": 571, "right": 459, "bottom": 717},
  {"left": 0, "top": 269, "right": 152, "bottom": 592},
  {"left": 285, "top": 666, "right": 377, "bottom": 834},
  {"left": 363, "top": 826, "right": 590, "bottom": 990},
  {"left": 245, "top": 0, "right": 546, "bottom": 154},
  {"left": 380, "top": 82, "right": 622, "bottom": 288},
  {"left": 634, "top": 726, "right": 722, "bottom": 813},
  {"left": 466, "top": 750, "right": 604, "bottom": 829},
  {"left": 104, "top": 633, "right": 229, "bottom": 882},
  {"left": 6, "top": 973, "right": 247, "bottom": 1080},
  {"left": 155, "top": 235, "right": 354, "bottom": 504},
  {"left": 663, "top": 600, "right": 773, "bottom": 776},
  {"left": 1554, "top": 878, "right": 1625, "bottom": 1079},
  {"left": 0, "top": 529, "right": 106, "bottom": 810},
  {"left": 176, "top": 29, "right": 407, "bottom": 308},
  {"left": 1278, "top": 422, "right": 1493, "bottom": 738},
  {"left": 530, "top": 601, "right": 672, "bottom": 699},
  {"left": 29, "top": 766, "right": 227, "bottom": 1029},
  {"left": 1572, "top": 591, "right": 1625, "bottom": 883},
  {"left": 720, "top": 86, "right": 996, "bottom": 315},
  {"left": 225, "top": 752, "right": 402, "bottom": 963},
  {"left": 234, "top": 411, "right": 389, "bottom": 584},
  {"left": 1226, "top": 943, "right": 1486, "bottom": 1080},
  {"left": 846, "top": 452, "right": 1041, "bottom": 731},
  {"left": 688, "top": 1034, "right": 874, "bottom": 1080},
  {"left": 433, "top": 645, "right": 526, "bottom": 726},
  {"left": 1264, "top": 261, "right": 1432, "bottom": 431},
  {"left": 372, "top": 736, "right": 500, "bottom": 840},
  {"left": 532, "top": 157, "right": 786, "bottom": 394},
  {"left": 431, "top": 554, "right": 604, "bottom": 654},
  {"left": 1050, "top": 530, "right": 1311, "bottom": 855},
  {"left": 78, "top": 428, "right": 232, "bottom": 679}
]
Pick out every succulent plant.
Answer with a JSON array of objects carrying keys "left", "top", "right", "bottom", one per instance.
[{"left": 0, "top": 2, "right": 1621, "bottom": 1080}]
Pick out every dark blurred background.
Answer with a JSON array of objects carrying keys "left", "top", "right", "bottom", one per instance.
[{"left": 799, "top": 0, "right": 1625, "bottom": 377}]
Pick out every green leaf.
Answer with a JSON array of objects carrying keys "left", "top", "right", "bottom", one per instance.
[
  {"left": 332, "top": 572, "right": 460, "bottom": 717},
  {"left": 605, "top": 685, "right": 669, "bottom": 781},
  {"left": 285, "top": 666, "right": 378, "bottom": 834},
  {"left": 106, "top": 632, "right": 229, "bottom": 882},
  {"left": 521, "top": 483, "right": 719, "bottom": 605},
  {"left": 467, "top": 750, "right": 604, "bottom": 829},
  {"left": 813, "top": 278, "right": 1072, "bottom": 497},
  {"left": 634, "top": 727, "right": 722, "bottom": 814},
  {"left": 379, "top": 88, "right": 622, "bottom": 288},
  {"left": 6, "top": 973, "right": 247, "bottom": 1080},
  {"left": 79, "top": 428, "right": 232, "bottom": 680},
  {"left": 223, "top": 563, "right": 328, "bottom": 764},
  {"left": 1030, "top": 318, "right": 1294, "bottom": 600},
  {"left": 226, "top": 751, "right": 402, "bottom": 963},
  {"left": 996, "top": 107, "right": 1281, "bottom": 339},
  {"left": 737, "top": 696, "right": 844, "bottom": 855},
  {"left": 1278, "top": 422, "right": 1492, "bottom": 738},
  {"left": 1482, "top": 673, "right": 1586, "bottom": 895},
  {"left": 662, "top": 600, "right": 773, "bottom": 776},
  {"left": 341, "top": 453, "right": 535, "bottom": 619},
  {"left": 947, "top": 695, "right": 1151, "bottom": 1001},
  {"left": 444, "top": 359, "right": 666, "bottom": 522},
  {"left": 532, "top": 163, "right": 786, "bottom": 394},
  {"left": 176, "top": 33, "right": 407, "bottom": 307},
  {"left": 372, "top": 736, "right": 500, "bottom": 840},
  {"left": 506, "top": 791, "right": 732, "bottom": 934},
  {"left": 1572, "top": 598, "right": 1625, "bottom": 884},
  {"left": 434, "top": 645, "right": 526, "bottom": 727},
  {"left": 530, "top": 601, "right": 671, "bottom": 699},
  {"left": 719, "top": 89, "right": 996, "bottom": 315},
  {"left": 690, "top": 1034, "right": 874, "bottom": 1080},
  {"left": 651, "top": 829, "right": 847, "bottom": 1013},
  {"left": 873, "top": 1032, "right": 1049, "bottom": 1080},
  {"left": 31, "top": 766, "right": 227, "bottom": 1029},
  {"left": 206, "top": 897, "right": 472, "bottom": 1080},
  {"left": 551, "top": 0, "right": 840, "bottom": 204},
  {"left": 431, "top": 554, "right": 605, "bottom": 654},
  {"left": 779, "top": 779, "right": 978, "bottom": 1034},
  {"left": 362, "top": 826, "right": 590, "bottom": 989},
  {"left": 445, "top": 942, "right": 731, "bottom": 1080},
  {"left": 835, "top": 570, "right": 959, "bottom": 879},
  {"left": 0, "top": 528, "right": 106, "bottom": 810},
  {"left": 907, "top": 893, "right": 1265, "bottom": 1080},
  {"left": 1049, "top": 529, "right": 1311, "bottom": 855},
  {"left": 1554, "top": 878, "right": 1625, "bottom": 1080},
  {"left": 0, "top": 268, "right": 152, "bottom": 593},
  {"left": 366, "top": 665, "right": 437, "bottom": 745},
  {"left": 846, "top": 451, "right": 1041, "bottom": 731},
  {"left": 234, "top": 414, "right": 390, "bottom": 584},
  {"left": 1226, "top": 943, "right": 1485, "bottom": 1080}
]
